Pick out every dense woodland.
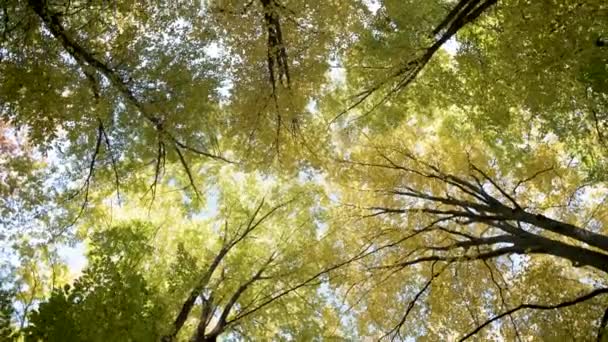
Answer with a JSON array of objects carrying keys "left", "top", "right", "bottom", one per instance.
[{"left": 0, "top": 0, "right": 607, "bottom": 340}]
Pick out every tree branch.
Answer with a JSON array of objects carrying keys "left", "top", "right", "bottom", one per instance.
[
  {"left": 331, "top": 0, "right": 498, "bottom": 123},
  {"left": 28, "top": 0, "right": 234, "bottom": 171},
  {"left": 382, "top": 261, "right": 448, "bottom": 341},
  {"left": 459, "top": 288, "right": 608, "bottom": 341},
  {"left": 98, "top": 119, "right": 121, "bottom": 202},
  {"left": 203, "top": 253, "right": 277, "bottom": 340},
  {"left": 162, "top": 199, "right": 289, "bottom": 341}
]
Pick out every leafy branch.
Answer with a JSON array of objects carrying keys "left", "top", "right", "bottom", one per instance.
[
  {"left": 331, "top": 0, "right": 499, "bottom": 123},
  {"left": 28, "top": 0, "right": 234, "bottom": 201}
]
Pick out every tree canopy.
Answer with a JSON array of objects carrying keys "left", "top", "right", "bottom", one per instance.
[{"left": 1, "top": 0, "right": 608, "bottom": 340}]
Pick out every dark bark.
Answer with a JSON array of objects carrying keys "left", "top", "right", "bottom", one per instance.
[
  {"left": 162, "top": 245, "right": 230, "bottom": 341},
  {"left": 494, "top": 206, "right": 608, "bottom": 253},
  {"left": 260, "top": 0, "right": 290, "bottom": 93},
  {"left": 191, "top": 296, "right": 215, "bottom": 342},
  {"left": 201, "top": 253, "right": 275, "bottom": 341},
  {"left": 352, "top": 154, "right": 608, "bottom": 274},
  {"left": 432, "top": 0, "right": 478, "bottom": 35},
  {"left": 161, "top": 291, "right": 198, "bottom": 342}
]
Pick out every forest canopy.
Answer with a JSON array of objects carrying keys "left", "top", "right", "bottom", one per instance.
[{"left": 1, "top": 0, "right": 608, "bottom": 341}]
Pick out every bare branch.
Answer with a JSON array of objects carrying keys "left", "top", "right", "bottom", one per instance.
[
  {"left": 482, "top": 259, "right": 522, "bottom": 342},
  {"left": 173, "top": 144, "right": 202, "bottom": 202},
  {"left": 82, "top": 122, "right": 104, "bottom": 209},
  {"left": 50, "top": 122, "right": 104, "bottom": 242},
  {"left": 144, "top": 140, "right": 166, "bottom": 209},
  {"left": 382, "top": 261, "right": 449, "bottom": 341},
  {"left": 512, "top": 166, "right": 555, "bottom": 194},
  {"left": 173, "top": 138, "right": 235, "bottom": 164},
  {"left": 374, "top": 245, "right": 532, "bottom": 271},
  {"left": 432, "top": 0, "right": 476, "bottom": 35},
  {"left": 468, "top": 162, "right": 520, "bottom": 209},
  {"left": 98, "top": 119, "right": 121, "bottom": 202},
  {"left": 355, "top": 152, "right": 608, "bottom": 254},
  {"left": 228, "top": 240, "right": 380, "bottom": 325},
  {"left": 459, "top": 288, "right": 608, "bottom": 341}
]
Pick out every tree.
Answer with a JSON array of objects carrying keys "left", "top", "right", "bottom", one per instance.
[
  {"left": 1, "top": 0, "right": 607, "bottom": 340},
  {"left": 23, "top": 221, "right": 169, "bottom": 341},
  {"left": 338, "top": 0, "right": 608, "bottom": 177},
  {"left": 23, "top": 171, "right": 362, "bottom": 341},
  {"left": 331, "top": 0, "right": 498, "bottom": 123},
  {"left": 330, "top": 117, "right": 608, "bottom": 339}
]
